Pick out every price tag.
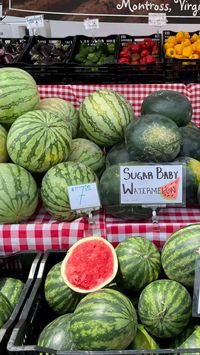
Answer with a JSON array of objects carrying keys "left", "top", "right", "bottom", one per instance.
[
  {"left": 84, "top": 18, "right": 99, "bottom": 31},
  {"left": 120, "top": 164, "right": 185, "bottom": 206},
  {"left": 25, "top": 14, "right": 44, "bottom": 30},
  {"left": 148, "top": 13, "right": 167, "bottom": 26},
  {"left": 67, "top": 182, "right": 101, "bottom": 211}
]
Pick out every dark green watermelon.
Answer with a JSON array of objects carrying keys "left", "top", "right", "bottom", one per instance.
[
  {"left": 106, "top": 141, "right": 133, "bottom": 168},
  {"left": 178, "top": 126, "right": 200, "bottom": 161}
]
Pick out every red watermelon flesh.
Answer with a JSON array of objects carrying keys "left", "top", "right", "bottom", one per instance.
[
  {"left": 160, "top": 177, "right": 180, "bottom": 200},
  {"left": 61, "top": 236, "right": 118, "bottom": 293}
]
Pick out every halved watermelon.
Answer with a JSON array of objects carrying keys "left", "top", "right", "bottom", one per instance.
[{"left": 61, "top": 236, "right": 118, "bottom": 293}]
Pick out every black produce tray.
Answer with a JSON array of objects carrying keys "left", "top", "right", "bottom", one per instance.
[
  {"left": 7, "top": 249, "right": 200, "bottom": 355},
  {"left": 116, "top": 33, "right": 164, "bottom": 84},
  {"left": 18, "top": 35, "right": 75, "bottom": 84},
  {"left": 163, "top": 30, "right": 200, "bottom": 83},
  {"left": 0, "top": 37, "right": 30, "bottom": 65},
  {"left": 0, "top": 251, "right": 42, "bottom": 355},
  {"left": 68, "top": 35, "right": 119, "bottom": 84}
]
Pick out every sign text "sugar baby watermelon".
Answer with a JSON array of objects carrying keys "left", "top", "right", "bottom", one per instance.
[{"left": 120, "top": 164, "right": 185, "bottom": 206}]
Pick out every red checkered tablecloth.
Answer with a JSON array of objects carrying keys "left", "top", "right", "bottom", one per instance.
[{"left": 1, "top": 83, "right": 200, "bottom": 253}]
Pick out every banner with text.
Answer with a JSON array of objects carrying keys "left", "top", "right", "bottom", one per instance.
[{"left": 3, "top": 0, "right": 200, "bottom": 23}]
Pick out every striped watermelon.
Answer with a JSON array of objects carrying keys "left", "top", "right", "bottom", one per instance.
[
  {"left": 0, "top": 278, "right": 24, "bottom": 310},
  {"left": 41, "top": 161, "right": 97, "bottom": 221},
  {"left": 161, "top": 224, "right": 200, "bottom": 288},
  {"left": 116, "top": 236, "right": 161, "bottom": 292},
  {"left": 67, "top": 138, "right": 105, "bottom": 174},
  {"left": 38, "top": 98, "right": 79, "bottom": 138},
  {"left": 138, "top": 279, "right": 192, "bottom": 339},
  {"left": 44, "top": 262, "right": 82, "bottom": 315},
  {"left": 70, "top": 288, "right": 138, "bottom": 350},
  {"left": 0, "top": 163, "right": 38, "bottom": 223},
  {"left": 37, "top": 314, "right": 75, "bottom": 350},
  {"left": 0, "top": 124, "right": 8, "bottom": 163},
  {"left": 128, "top": 324, "right": 159, "bottom": 350},
  {"left": 0, "top": 67, "right": 39, "bottom": 124},
  {"left": 7, "top": 110, "right": 72, "bottom": 173},
  {"left": 177, "top": 326, "right": 200, "bottom": 354},
  {"left": 79, "top": 89, "right": 135, "bottom": 147},
  {"left": 0, "top": 291, "right": 12, "bottom": 328}
]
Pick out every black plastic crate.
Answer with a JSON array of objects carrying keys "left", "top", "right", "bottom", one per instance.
[
  {"left": 7, "top": 249, "right": 200, "bottom": 355},
  {"left": 0, "top": 37, "right": 29, "bottom": 65},
  {"left": 17, "top": 35, "right": 75, "bottom": 84},
  {"left": 0, "top": 251, "right": 42, "bottom": 355},
  {"left": 68, "top": 35, "right": 119, "bottom": 84},
  {"left": 116, "top": 33, "right": 164, "bottom": 84},
  {"left": 163, "top": 31, "right": 200, "bottom": 83}
]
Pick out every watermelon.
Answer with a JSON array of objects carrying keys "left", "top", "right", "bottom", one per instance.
[
  {"left": 37, "top": 98, "right": 79, "bottom": 138},
  {"left": 169, "top": 324, "right": 196, "bottom": 348},
  {"left": 138, "top": 279, "right": 192, "bottom": 338},
  {"left": 7, "top": 110, "right": 72, "bottom": 173},
  {"left": 44, "top": 262, "right": 82, "bottom": 315},
  {"left": 0, "top": 67, "right": 39, "bottom": 125},
  {"left": 160, "top": 177, "right": 180, "bottom": 200},
  {"left": 0, "top": 278, "right": 24, "bottom": 310},
  {"left": 61, "top": 236, "right": 118, "bottom": 293},
  {"left": 79, "top": 89, "right": 135, "bottom": 147},
  {"left": 116, "top": 236, "right": 161, "bottom": 292},
  {"left": 70, "top": 288, "right": 138, "bottom": 350},
  {"left": 161, "top": 224, "right": 200, "bottom": 288},
  {"left": 127, "top": 324, "right": 159, "bottom": 350},
  {"left": 41, "top": 161, "right": 97, "bottom": 221},
  {"left": 0, "top": 163, "right": 38, "bottom": 223},
  {"left": 125, "top": 114, "right": 182, "bottom": 162},
  {"left": 99, "top": 163, "right": 152, "bottom": 221},
  {"left": 106, "top": 141, "right": 133, "bottom": 168},
  {"left": 0, "top": 124, "right": 8, "bottom": 163},
  {"left": 174, "top": 156, "right": 200, "bottom": 205},
  {"left": 141, "top": 90, "right": 192, "bottom": 127},
  {"left": 177, "top": 326, "right": 200, "bottom": 354},
  {"left": 178, "top": 126, "right": 200, "bottom": 161},
  {"left": 0, "top": 291, "right": 12, "bottom": 328},
  {"left": 67, "top": 138, "right": 105, "bottom": 174},
  {"left": 37, "top": 313, "right": 75, "bottom": 350}
]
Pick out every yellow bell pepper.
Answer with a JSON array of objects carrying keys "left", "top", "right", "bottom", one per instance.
[
  {"left": 189, "top": 53, "right": 199, "bottom": 59},
  {"left": 166, "top": 36, "right": 177, "bottom": 46},
  {"left": 174, "top": 44, "right": 183, "bottom": 55},
  {"left": 166, "top": 47, "right": 176, "bottom": 58},
  {"left": 175, "top": 31, "right": 184, "bottom": 43},
  {"left": 182, "top": 46, "right": 193, "bottom": 58},
  {"left": 183, "top": 32, "right": 190, "bottom": 39},
  {"left": 181, "top": 39, "right": 191, "bottom": 48},
  {"left": 164, "top": 42, "right": 175, "bottom": 50},
  {"left": 174, "top": 54, "right": 183, "bottom": 59},
  {"left": 191, "top": 33, "right": 199, "bottom": 43}
]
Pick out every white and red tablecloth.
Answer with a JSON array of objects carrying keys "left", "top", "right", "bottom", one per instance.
[{"left": 1, "top": 83, "right": 200, "bottom": 253}]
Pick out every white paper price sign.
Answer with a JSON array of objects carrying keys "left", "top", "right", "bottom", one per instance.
[
  {"left": 120, "top": 164, "right": 185, "bottom": 206},
  {"left": 25, "top": 15, "right": 44, "bottom": 30},
  {"left": 67, "top": 182, "right": 101, "bottom": 210},
  {"left": 148, "top": 13, "right": 167, "bottom": 26},
  {"left": 84, "top": 18, "right": 99, "bottom": 31}
]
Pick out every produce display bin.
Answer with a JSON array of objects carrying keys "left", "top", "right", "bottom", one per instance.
[
  {"left": 116, "top": 33, "right": 164, "bottom": 84},
  {"left": 68, "top": 34, "right": 119, "bottom": 84},
  {"left": 163, "top": 30, "right": 200, "bottom": 83},
  {"left": 7, "top": 249, "right": 200, "bottom": 355},
  {"left": 0, "top": 37, "right": 30, "bottom": 65},
  {"left": 18, "top": 35, "right": 75, "bottom": 84},
  {"left": 0, "top": 251, "right": 42, "bottom": 355}
]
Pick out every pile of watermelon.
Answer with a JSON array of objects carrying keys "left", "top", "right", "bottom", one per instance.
[
  {"left": 30, "top": 229, "right": 200, "bottom": 352},
  {"left": 0, "top": 66, "right": 200, "bottom": 223}
]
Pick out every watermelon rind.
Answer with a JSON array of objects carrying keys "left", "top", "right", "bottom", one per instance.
[
  {"left": 61, "top": 236, "right": 118, "bottom": 293},
  {"left": 7, "top": 110, "right": 72, "bottom": 173},
  {"left": 79, "top": 89, "right": 135, "bottom": 147},
  {"left": 0, "top": 291, "right": 12, "bottom": 329},
  {"left": 0, "top": 277, "right": 24, "bottom": 311},
  {"left": 44, "top": 262, "right": 82, "bottom": 315},
  {"left": 127, "top": 324, "right": 159, "bottom": 350},
  {"left": 37, "top": 98, "right": 79, "bottom": 138},
  {"left": 161, "top": 223, "right": 200, "bottom": 288},
  {"left": 177, "top": 326, "right": 200, "bottom": 354},
  {"left": 0, "top": 163, "right": 38, "bottom": 224},
  {"left": 138, "top": 279, "right": 192, "bottom": 339},
  {"left": 116, "top": 236, "right": 161, "bottom": 292},
  {"left": 70, "top": 288, "right": 138, "bottom": 350},
  {"left": 37, "top": 313, "right": 75, "bottom": 350},
  {"left": 0, "top": 124, "right": 8, "bottom": 163},
  {"left": 0, "top": 67, "right": 39, "bottom": 124}
]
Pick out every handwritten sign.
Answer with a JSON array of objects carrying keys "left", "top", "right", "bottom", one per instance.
[
  {"left": 67, "top": 182, "right": 101, "bottom": 210},
  {"left": 84, "top": 18, "right": 100, "bottom": 30},
  {"left": 25, "top": 15, "right": 44, "bottom": 30},
  {"left": 148, "top": 13, "right": 167, "bottom": 26},
  {"left": 120, "top": 164, "right": 184, "bottom": 206}
]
